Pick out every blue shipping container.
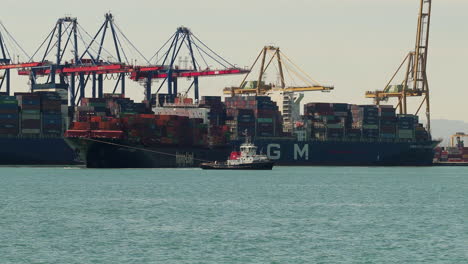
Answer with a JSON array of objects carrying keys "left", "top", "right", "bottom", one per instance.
[
  {"left": 42, "top": 114, "right": 62, "bottom": 119},
  {"left": 42, "top": 119, "right": 62, "bottom": 125},
  {"left": 0, "top": 114, "right": 19, "bottom": 119},
  {"left": 0, "top": 104, "right": 18, "bottom": 110},
  {"left": 20, "top": 100, "right": 40, "bottom": 105},
  {"left": 0, "top": 124, "right": 18, "bottom": 129}
]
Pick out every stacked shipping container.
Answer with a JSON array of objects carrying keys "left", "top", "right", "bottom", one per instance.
[
  {"left": 199, "top": 96, "right": 230, "bottom": 145},
  {"left": 5, "top": 92, "right": 67, "bottom": 136},
  {"left": 225, "top": 96, "right": 282, "bottom": 138},
  {"left": 378, "top": 106, "right": 397, "bottom": 139},
  {"left": 200, "top": 96, "right": 226, "bottom": 126},
  {"left": 17, "top": 93, "right": 41, "bottom": 135},
  {"left": 39, "top": 92, "right": 63, "bottom": 136},
  {"left": 226, "top": 108, "right": 256, "bottom": 139},
  {"left": 76, "top": 94, "right": 148, "bottom": 122},
  {"left": 0, "top": 95, "right": 19, "bottom": 136},
  {"left": 397, "top": 114, "right": 417, "bottom": 139},
  {"left": 304, "top": 103, "right": 429, "bottom": 141},
  {"left": 351, "top": 105, "right": 379, "bottom": 139},
  {"left": 304, "top": 103, "right": 349, "bottom": 140},
  {"left": 70, "top": 96, "right": 212, "bottom": 147}
]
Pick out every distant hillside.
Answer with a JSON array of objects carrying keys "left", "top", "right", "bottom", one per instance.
[{"left": 429, "top": 119, "right": 468, "bottom": 146}]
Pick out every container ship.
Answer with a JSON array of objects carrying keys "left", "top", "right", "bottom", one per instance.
[
  {"left": 65, "top": 94, "right": 231, "bottom": 168},
  {"left": 64, "top": 91, "right": 438, "bottom": 168},
  {"left": 433, "top": 133, "right": 468, "bottom": 166},
  {"left": 0, "top": 90, "right": 79, "bottom": 165},
  {"left": 228, "top": 91, "right": 437, "bottom": 166}
]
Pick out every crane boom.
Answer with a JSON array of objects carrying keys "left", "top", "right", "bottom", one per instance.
[
  {"left": 365, "top": 0, "right": 432, "bottom": 133},
  {"left": 225, "top": 46, "right": 333, "bottom": 95},
  {"left": 0, "top": 62, "right": 43, "bottom": 70}
]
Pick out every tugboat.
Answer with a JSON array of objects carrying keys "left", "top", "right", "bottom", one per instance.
[{"left": 200, "top": 136, "right": 274, "bottom": 170}]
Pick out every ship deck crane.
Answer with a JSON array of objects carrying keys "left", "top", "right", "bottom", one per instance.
[
  {"left": 223, "top": 46, "right": 333, "bottom": 95},
  {"left": 365, "top": 0, "right": 432, "bottom": 133}
]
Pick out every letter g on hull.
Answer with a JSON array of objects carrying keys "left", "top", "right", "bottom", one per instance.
[{"left": 267, "top": 144, "right": 281, "bottom": 160}]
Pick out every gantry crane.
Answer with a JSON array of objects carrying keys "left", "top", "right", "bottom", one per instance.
[
  {"left": 131, "top": 27, "right": 249, "bottom": 102},
  {"left": 0, "top": 24, "right": 11, "bottom": 95},
  {"left": 365, "top": 0, "right": 432, "bottom": 132},
  {"left": 0, "top": 22, "right": 43, "bottom": 95},
  {"left": 450, "top": 133, "right": 468, "bottom": 148},
  {"left": 19, "top": 14, "right": 161, "bottom": 106},
  {"left": 20, "top": 15, "right": 142, "bottom": 106},
  {"left": 223, "top": 46, "right": 333, "bottom": 95},
  {"left": 2, "top": 15, "right": 248, "bottom": 108}
]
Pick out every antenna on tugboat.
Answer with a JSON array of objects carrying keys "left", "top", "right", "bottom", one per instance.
[{"left": 243, "top": 129, "right": 251, "bottom": 144}]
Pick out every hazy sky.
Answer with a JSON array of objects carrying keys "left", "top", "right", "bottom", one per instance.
[{"left": 1, "top": 0, "right": 467, "bottom": 121}]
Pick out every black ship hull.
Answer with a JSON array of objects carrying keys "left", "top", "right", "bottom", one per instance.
[
  {"left": 65, "top": 138, "right": 232, "bottom": 168},
  {"left": 66, "top": 137, "right": 438, "bottom": 168},
  {"left": 236, "top": 138, "right": 439, "bottom": 166},
  {"left": 0, "top": 137, "right": 80, "bottom": 165}
]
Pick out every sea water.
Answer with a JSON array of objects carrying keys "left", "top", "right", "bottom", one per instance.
[{"left": 0, "top": 167, "right": 467, "bottom": 263}]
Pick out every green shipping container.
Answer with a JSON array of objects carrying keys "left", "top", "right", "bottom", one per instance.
[
  {"left": 22, "top": 109, "right": 40, "bottom": 114},
  {"left": 362, "top": 124, "right": 379, "bottom": 129},
  {"left": 319, "top": 116, "right": 336, "bottom": 121},
  {"left": 397, "top": 129, "right": 415, "bottom": 139},
  {"left": 0, "top": 96, "right": 17, "bottom": 101},
  {"left": 257, "top": 118, "right": 273, "bottom": 123},
  {"left": 22, "top": 114, "right": 41, "bottom": 120},
  {"left": 327, "top": 123, "right": 344, "bottom": 129},
  {"left": 0, "top": 100, "right": 18, "bottom": 104}
]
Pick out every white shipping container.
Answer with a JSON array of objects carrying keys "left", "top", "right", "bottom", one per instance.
[
  {"left": 152, "top": 107, "right": 210, "bottom": 124},
  {"left": 21, "top": 114, "right": 41, "bottom": 120},
  {"left": 397, "top": 129, "right": 415, "bottom": 139},
  {"left": 362, "top": 124, "right": 379, "bottom": 129},
  {"left": 327, "top": 123, "right": 344, "bottom": 129}
]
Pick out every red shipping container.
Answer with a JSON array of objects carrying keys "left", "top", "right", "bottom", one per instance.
[
  {"left": 0, "top": 128, "right": 19, "bottom": 134},
  {"left": 0, "top": 109, "right": 19, "bottom": 114},
  {"left": 0, "top": 119, "right": 19, "bottom": 125},
  {"left": 72, "top": 122, "right": 88, "bottom": 130},
  {"left": 91, "top": 130, "right": 124, "bottom": 139}
]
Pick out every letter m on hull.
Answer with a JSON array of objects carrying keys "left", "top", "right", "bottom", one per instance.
[{"left": 294, "top": 144, "right": 309, "bottom": 160}]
